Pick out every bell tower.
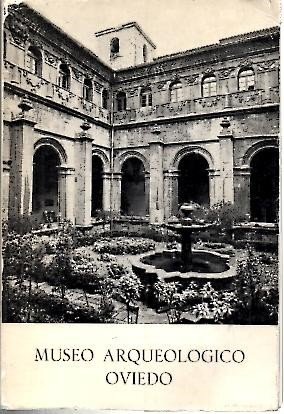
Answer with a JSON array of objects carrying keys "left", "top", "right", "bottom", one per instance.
[{"left": 95, "top": 22, "right": 156, "bottom": 69}]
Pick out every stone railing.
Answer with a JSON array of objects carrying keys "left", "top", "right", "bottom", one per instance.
[
  {"left": 229, "top": 89, "right": 263, "bottom": 108},
  {"left": 113, "top": 88, "right": 279, "bottom": 125},
  {"left": 4, "top": 61, "right": 278, "bottom": 126},
  {"left": 3, "top": 60, "right": 110, "bottom": 124}
]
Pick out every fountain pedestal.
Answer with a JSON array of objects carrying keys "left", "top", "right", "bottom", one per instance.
[
  {"left": 132, "top": 202, "right": 236, "bottom": 283},
  {"left": 180, "top": 228, "right": 193, "bottom": 271}
]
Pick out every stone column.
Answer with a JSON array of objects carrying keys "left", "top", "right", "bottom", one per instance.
[
  {"left": 208, "top": 168, "right": 222, "bottom": 206},
  {"left": 102, "top": 171, "right": 111, "bottom": 213},
  {"left": 149, "top": 129, "right": 164, "bottom": 224},
  {"left": 2, "top": 160, "right": 12, "bottom": 219},
  {"left": 144, "top": 171, "right": 150, "bottom": 216},
  {"left": 163, "top": 170, "right": 179, "bottom": 220},
  {"left": 218, "top": 117, "right": 234, "bottom": 203},
  {"left": 111, "top": 172, "right": 122, "bottom": 214},
  {"left": 58, "top": 165, "right": 75, "bottom": 223},
  {"left": 261, "top": 70, "right": 273, "bottom": 104},
  {"left": 234, "top": 165, "right": 251, "bottom": 217},
  {"left": 9, "top": 98, "right": 36, "bottom": 218},
  {"left": 75, "top": 121, "right": 93, "bottom": 225},
  {"left": 223, "top": 77, "right": 232, "bottom": 108}
]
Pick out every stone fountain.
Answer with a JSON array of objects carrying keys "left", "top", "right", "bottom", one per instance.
[
  {"left": 167, "top": 202, "right": 212, "bottom": 271},
  {"left": 132, "top": 202, "right": 236, "bottom": 284}
]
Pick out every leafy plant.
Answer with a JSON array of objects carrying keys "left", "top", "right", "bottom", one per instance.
[
  {"left": 206, "top": 202, "right": 247, "bottom": 231},
  {"left": 232, "top": 247, "right": 278, "bottom": 323},
  {"left": 115, "top": 273, "right": 142, "bottom": 323},
  {"left": 92, "top": 237, "right": 155, "bottom": 255}
]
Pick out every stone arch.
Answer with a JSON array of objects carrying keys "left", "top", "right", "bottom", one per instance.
[
  {"left": 115, "top": 150, "right": 149, "bottom": 173},
  {"left": 171, "top": 146, "right": 215, "bottom": 171},
  {"left": 242, "top": 140, "right": 278, "bottom": 167},
  {"left": 247, "top": 143, "right": 279, "bottom": 223},
  {"left": 92, "top": 148, "right": 110, "bottom": 172},
  {"left": 121, "top": 156, "right": 146, "bottom": 216},
  {"left": 32, "top": 144, "right": 61, "bottom": 220},
  {"left": 34, "top": 137, "right": 67, "bottom": 164},
  {"left": 177, "top": 152, "right": 210, "bottom": 206}
]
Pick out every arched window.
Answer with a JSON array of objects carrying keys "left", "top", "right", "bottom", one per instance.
[
  {"left": 140, "top": 87, "right": 152, "bottom": 107},
  {"left": 202, "top": 75, "right": 217, "bottom": 97},
  {"left": 83, "top": 78, "right": 93, "bottom": 101},
  {"left": 102, "top": 88, "right": 109, "bottom": 109},
  {"left": 143, "top": 44, "right": 148, "bottom": 63},
  {"left": 238, "top": 68, "right": 255, "bottom": 91},
  {"left": 58, "top": 63, "right": 70, "bottom": 90},
  {"left": 27, "top": 46, "right": 42, "bottom": 76},
  {"left": 110, "top": 37, "right": 120, "bottom": 57},
  {"left": 170, "top": 81, "right": 183, "bottom": 103},
  {"left": 116, "top": 91, "right": 127, "bottom": 111}
]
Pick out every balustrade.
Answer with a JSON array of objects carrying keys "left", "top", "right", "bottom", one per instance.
[
  {"left": 4, "top": 60, "right": 279, "bottom": 127},
  {"left": 4, "top": 60, "right": 110, "bottom": 124},
  {"left": 113, "top": 88, "right": 278, "bottom": 125}
]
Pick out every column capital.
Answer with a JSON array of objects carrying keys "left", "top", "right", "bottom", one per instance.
[
  {"left": 57, "top": 165, "right": 75, "bottom": 175},
  {"left": 234, "top": 165, "right": 251, "bottom": 176},
  {"left": 144, "top": 171, "right": 150, "bottom": 179},
  {"left": 207, "top": 168, "right": 221, "bottom": 177},
  {"left": 149, "top": 139, "right": 164, "bottom": 146},
  {"left": 3, "top": 160, "right": 12, "bottom": 172},
  {"left": 75, "top": 132, "right": 93, "bottom": 142},
  {"left": 218, "top": 133, "right": 234, "bottom": 141},
  {"left": 10, "top": 113, "right": 37, "bottom": 126},
  {"left": 112, "top": 172, "right": 122, "bottom": 180},
  {"left": 102, "top": 171, "right": 112, "bottom": 179},
  {"left": 164, "top": 169, "right": 179, "bottom": 178}
]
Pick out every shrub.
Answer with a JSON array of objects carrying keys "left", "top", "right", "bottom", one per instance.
[
  {"left": 232, "top": 247, "right": 278, "bottom": 324},
  {"left": 92, "top": 237, "right": 155, "bottom": 255},
  {"left": 2, "top": 283, "right": 114, "bottom": 323},
  {"left": 206, "top": 202, "right": 247, "bottom": 231},
  {"left": 5, "top": 215, "right": 41, "bottom": 234},
  {"left": 153, "top": 280, "right": 181, "bottom": 308},
  {"left": 2, "top": 232, "right": 34, "bottom": 283}
]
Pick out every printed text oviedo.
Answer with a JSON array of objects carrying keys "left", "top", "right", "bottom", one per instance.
[{"left": 35, "top": 347, "right": 245, "bottom": 385}]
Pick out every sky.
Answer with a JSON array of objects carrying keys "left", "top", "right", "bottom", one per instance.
[{"left": 6, "top": 0, "right": 281, "bottom": 58}]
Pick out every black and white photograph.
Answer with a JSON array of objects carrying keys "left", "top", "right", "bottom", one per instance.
[{"left": 2, "top": 0, "right": 280, "bottom": 326}]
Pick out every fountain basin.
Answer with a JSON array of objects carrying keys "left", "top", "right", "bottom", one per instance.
[{"left": 132, "top": 249, "right": 236, "bottom": 284}]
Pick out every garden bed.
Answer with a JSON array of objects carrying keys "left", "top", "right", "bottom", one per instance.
[{"left": 2, "top": 222, "right": 279, "bottom": 324}]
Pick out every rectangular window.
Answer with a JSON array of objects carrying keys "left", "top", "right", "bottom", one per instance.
[
  {"left": 210, "top": 82, "right": 217, "bottom": 96},
  {"left": 203, "top": 83, "right": 210, "bottom": 97},
  {"left": 141, "top": 94, "right": 147, "bottom": 107},
  {"left": 27, "top": 56, "right": 36, "bottom": 74},
  {"left": 239, "top": 77, "right": 246, "bottom": 91}
]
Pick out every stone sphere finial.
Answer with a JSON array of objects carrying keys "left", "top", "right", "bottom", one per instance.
[
  {"left": 80, "top": 119, "right": 91, "bottom": 131},
  {"left": 151, "top": 124, "right": 161, "bottom": 135},
  {"left": 18, "top": 95, "right": 33, "bottom": 113},
  {"left": 220, "top": 117, "right": 231, "bottom": 129}
]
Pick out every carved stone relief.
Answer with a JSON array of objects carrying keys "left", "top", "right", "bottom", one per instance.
[{"left": 44, "top": 50, "right": 58, "bottom": 68}]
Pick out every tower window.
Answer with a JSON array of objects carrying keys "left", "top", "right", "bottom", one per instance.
[
  {"left": 83, "top": 78, "right": 93, "bottom": 102},
  {"left": 27, "top": 46, "right": 42, "bottom": 76},
  {"left": 202, "top": 75, "right": 217, "bottom": 97},
  {"left": 116, "top": 91, "right": 127, "bottom": 111},
  {"left": 58, "top": 63, "right": 70, "bottom": 90},
  {"left": 170, "top": 81, "right": 183, "bottom": 103},
  {"left": 238, "top": 68, "right": 255, "bottom": 91},
  {"left": 102, "top": 88, "right": 109, "bottom": 109},
  {"left": 140, "top": 87, "right": 152, "bottom": 107},
  {"left": 143, "top": 44, "right": 148, "bottom": 63},
  {"left": 110, "top": 37, "right": 120, "bottom": 57},
  {"left": 3, "top": 32, "right": 7, "bottom": 60}
]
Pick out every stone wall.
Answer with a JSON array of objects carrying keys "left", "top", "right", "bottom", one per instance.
[{"left": 2, "top": 4, "right": 280, "bottom": 225}]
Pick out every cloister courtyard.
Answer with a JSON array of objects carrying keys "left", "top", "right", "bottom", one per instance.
[{"left": 2, "top": 208, "right": 278, "bottom": 325}]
